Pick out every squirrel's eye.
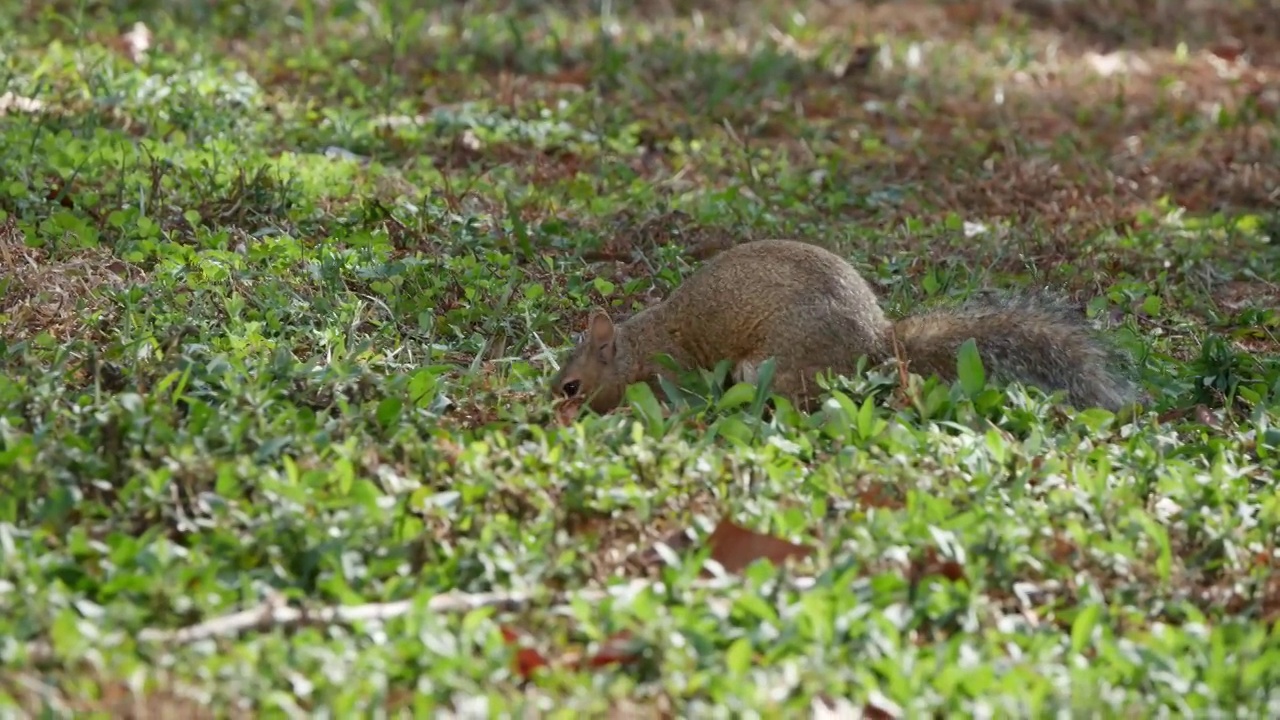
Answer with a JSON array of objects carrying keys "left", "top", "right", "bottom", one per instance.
[{"left": 562, "top": 380, "right": 581, "bottom": 397}]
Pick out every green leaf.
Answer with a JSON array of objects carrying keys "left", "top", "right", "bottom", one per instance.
[
  {"left": 334, "top": 456, "right": 355, "bottom": 496},
  {"left": 956, "top": 338, "right": 986, "bottom": 396},
  {"left": 625, "top": 381, "right": 666, "bottom": 437},
  {"left": 592, "top": 277, "right": 616, "bottom": 296},
  {"left": 50, "top": 608, "right": 85, "bottom": 659},
  {"left": 1130, "top": 508, "right": 1173, "bottom": 583},
  {"left": 350, "top": 479, "right": 383, "bottom": 508},
  {"left": 725, "top": 637, "right": 753, "bottom": 676},
  {"left": 376, "top": 397, "right": 403, "bottom": 429},
  {"left": 854, "top": 394, "right": 884, "bottom": 440},
  {"left": 748, "top": 357, "right": 777, "bottom": 418},
  {"left": 522, "top": 282, "right": 545, "bottom": 301},
  {"left": 710, "top": 414, "right": 753, "bottom": 445},
  {"left": 656, "top": 373, "right": 692, "bottom": 408},
  {"left": 1071, "top": 603, "right": 1101, "bottom": 655},
  {"left": 715, "top": 382, "right": 757, "bottom": 412}
]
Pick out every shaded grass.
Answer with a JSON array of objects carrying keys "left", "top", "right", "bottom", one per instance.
[{"left": 1, "top": 0, "right": 1279, "bottom": 715}]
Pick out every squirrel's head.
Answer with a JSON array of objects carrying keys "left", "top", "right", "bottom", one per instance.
[{"left": 549, "top": 310, "right": 626, "bottom": 414}]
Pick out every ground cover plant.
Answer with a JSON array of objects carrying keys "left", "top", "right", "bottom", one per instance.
[{"left": 1, "top": 0, "right": 1279, "bottom": 716}]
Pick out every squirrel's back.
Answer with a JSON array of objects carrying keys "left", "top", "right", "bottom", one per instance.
[
  {"left": 661, "top": 239, "right": 892, "bottom": 366},
  {"left": 550, "top": 238, "right": 1138, "bottom": 414}
]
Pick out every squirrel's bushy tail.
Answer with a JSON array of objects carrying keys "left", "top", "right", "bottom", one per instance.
[{"left": 889, "top": 292, "right": 1138, "bottom": 412}]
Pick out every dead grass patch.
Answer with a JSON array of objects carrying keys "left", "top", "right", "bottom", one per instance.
[
  {"left": 0, "top": 218, "right": 145, "bottom": 346},
  {"left": 1, "top": 670, "right": 230, "bottom": 720},
  {"left": 782, "top": 0, "right": 1280, "bottom": 61},
  {"left": 607, "top": 2, "right": 1280, "bottom": 232},
  {"left": 1214, "top": 279, "right": 1280, "bottom": 312}
]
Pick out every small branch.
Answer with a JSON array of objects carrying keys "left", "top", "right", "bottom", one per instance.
[
  {"left": 20, "top": 575, "right": 817, "bottom": 663},
  {"left": 5, "top": 672, "right": 72, "bottom": 715},
  {"left": 137, "top": 584, "right": 546, "bottom": 645}
]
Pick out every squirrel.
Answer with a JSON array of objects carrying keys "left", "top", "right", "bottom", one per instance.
[{"left": 549, "top": 239, "right": 1138, "bottom": 415}]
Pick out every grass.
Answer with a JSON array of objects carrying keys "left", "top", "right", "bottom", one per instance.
[{"left": 1, "top": 0, "right": 1279, "bottom": 716}]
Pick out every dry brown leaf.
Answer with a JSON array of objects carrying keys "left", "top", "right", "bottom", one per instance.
[
  {"left": 908, "top": 546, "right": 967, "bottom": 584},
  {"left": 500, "top": 625, "right": 553, "bottom": 678},
  {"left": 554, "top": 398, "right": 584, "bottom": 426},
  {"left": 856, "top": 484, "right": 904, "bottom": 510},
  {"left": 703, "top": 518, "right": 815, "bottom": 575},
  {"left": 548, "top": 66, "right": 592, "bottom": 88},
  {"left": 500, "top": 625, "right": 642, "bottom": 680}
]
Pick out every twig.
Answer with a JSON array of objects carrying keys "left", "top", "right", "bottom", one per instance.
[
  {"left": 21, "top": 575, "right": 817, "bottom": 662},
  {"left": 5, "top": 672, "right": 72, "bottom": 715},
  {"left": 887, "top": 324, "right": 916, "bottom": 409}
]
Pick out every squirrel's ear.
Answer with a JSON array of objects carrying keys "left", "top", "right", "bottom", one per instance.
[
  {"left": 588, "top": 311, "right": 615, "bottom": 345},
  {"left": 588, "top": 311, "right": 616, "bottom": 362}
]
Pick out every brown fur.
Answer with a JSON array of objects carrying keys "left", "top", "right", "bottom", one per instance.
[{"left": 549, "top": 239, "right": 1137, "bottom": 414}]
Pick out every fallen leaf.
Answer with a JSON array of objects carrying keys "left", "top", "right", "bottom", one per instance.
[
  {"left": 908, "top": 546, "right": 966, "bottom": 584},
  {"left": 704, "top": 518, "right": 814, "bottom": 575},
  {"left": 500, "top": 626, "right": 551, "bottom": 678},
  {"left": 500, "top": 625, "right": 642, "bottom": 679},
  {"left": 856, "top": 484, "right": 904, "bottom": 510},
  {"left": 548, "top": 66, "right": 592, "bottom": 88},
  {"left": 0, "top": 92, "right": 45, "bottom": 115},
  {"left": 43, "top": 177, "right": 76, "bottom": 208},
  {"left": 862, "top": 692, "right": 904, "bottom": 720},
  {"left": 941, "top": 2, "right": 983, "bottom": 25},
  {"left": 1048, "top": 534, "right": 1078, "bottom": 564},
  {"left": 554, "top": 398, "right": 584, "bottom": 426},
  {"left": 1209, "top": 43, "right": 1245, "bottom": 62},
  {"left": 121, "top": 21, "right": 153, "bottom": 63},
  {"left": 1155, "top": 404, "right": 1221, "bottom": 429},
  {"left": 1194, "top": 404, "right": 1220, "bottom": 428}
]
